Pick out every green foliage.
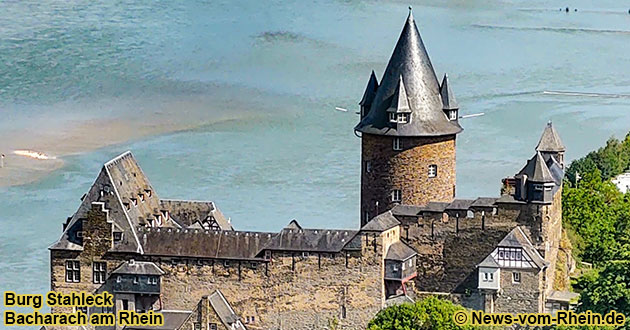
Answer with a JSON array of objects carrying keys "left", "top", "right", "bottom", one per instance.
[
  {"left": 576, "top": 260, "right": 630, "bottom": 329},
  {"left": 367, "top": 296, "right": 473, "bottom": 330},
  {"left": 565, "top": 133, "right": 630, "bottom": 183},
  {"left": 328, "top": 316, "right": 339, "bottom": 330},
  {"left": 561, "top": 168, "right": 630, "bottom": 264}
]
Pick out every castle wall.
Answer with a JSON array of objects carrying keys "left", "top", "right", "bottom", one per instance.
[{"left": 360, "top": 133, "right": 456, "bottom": 225}]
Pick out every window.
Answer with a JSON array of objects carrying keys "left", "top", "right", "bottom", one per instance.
[
  {"left": 131, "top": 198, "right": 138, "bottom": 206},
  {"left": 251, "top": 316, "right": 255, "bottom": 323},
  {"left": 93, "top": 262, "right": 106, "bottom": 284},
  {"left": 116, "top": 276, "right": 122, "bottom": 283},
  {"left": 428, "top": 165, "right": 437, "bottom": 178},
  {"left": 113, "top": 232, "right": 123, "bottom": 241},
  {"left": 513, "top": 272, "right": 521, "bottom": 283},
  {"left": 133, "top": 276, "right": 139, "bottom": 284},
  {"left": 544, "top": 185, "right": 553, "bottom": 191},
  {"left": 209, "top": 323, "right": 217, "bottom": 330},
  {"left": 408, "top": 260, "right": 412, "bottom": 267},
  {"left": 490, "top": 273, "right": 494, "bottom": 280},
  {"left": 264, "top": 250, "right": 272, "bottom": 260},
  {"left": 76, "top": 231, "right": 83, "bottom": 238},
  {"left": 483, "top": 272, "right": 489, "bottom": 281},
  {"left": 391, "top": 190, "right": 402, "bottom": 202},
  {"left": 534, "top": 184, "right": 543, "bottom": 191},
  {"left": 124, "top": 203, "right": 130, "bottom": 211},
  {"left": 402, "top": 263, "right": 405, "bottom": 270},
  {"left": 449, "top": 110, "right": 458, "bottom": 120},
  {"left": 65, "top": 260, "right": 80, "bottom": 283},
  {"left": 365, "top": 161, "right": 372, "bottom": 173},
  {"left": 389, "top": 113, "right": 396, "bottom": 123},
  {"left": 139, "top": 193, "right": 145, "bottom": 203},
  {"left": 76, "top": 306, "right": 88, "bottom": 315},
  {"left": 194, "top": 323, "right": 201, "bottom": 330},
  {"left": 393, "top": 138, "right": 402, "bottom": 151},
  {"left": 150, "top": 276, "right": 158, "bottom": 285},
  {"left": 145, "top": 189, "right": 152, "bottom": 197}
]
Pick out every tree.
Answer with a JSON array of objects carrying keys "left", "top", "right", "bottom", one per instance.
[
  {"left": 367, "top": 296, "right": 473, "bottom": 330},
  {"left": 576, "top": 261, "right": 630, "bottom": 329}
]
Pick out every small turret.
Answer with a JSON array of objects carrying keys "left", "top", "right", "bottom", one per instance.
[
  {"left": 440, "top": 74, "right": 459, "bottom": 121},
  {"left": 359, "top": 71, "right": 379, "bottom": 119},
  {"left": 515, "top": 152, "right": 557, "bottom": 204},
  {"left": 536, "top": 121, "right": 565, "bottom": 167}
]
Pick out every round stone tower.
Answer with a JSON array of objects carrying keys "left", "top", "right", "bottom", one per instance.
[{"left": 355, "top": 9, "right": 463, "bottom": 226}]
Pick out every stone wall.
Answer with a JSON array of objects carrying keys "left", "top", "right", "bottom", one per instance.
[
  {"left": 360, "top": 133, "right": 456, "bottom": 225},
  {"left": 494, "top": 269, "right": 544, "bottom": 314}
]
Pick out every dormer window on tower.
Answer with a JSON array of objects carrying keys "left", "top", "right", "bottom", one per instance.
[
  {"left": 440, "top": 74, "right": 459, "bottom": 122},
  {"left": 393, "top": 138, "right": 402, "bottom": 151},
  {"left": 387, "top": 76, "right": 412, "bottom": 125},
  {"left": 448, "top": 110, "right": 458, "bottom": 121}
]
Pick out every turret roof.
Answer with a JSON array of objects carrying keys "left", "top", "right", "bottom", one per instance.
[
  {"left": 440, "top": 74, "right": 459, "bottom": 110},
  {"left": 355, "top": 9, "right": 462, "bottom": 137},
  {"left": 536, "top": 121, "right": 565, "bottom": 152}
]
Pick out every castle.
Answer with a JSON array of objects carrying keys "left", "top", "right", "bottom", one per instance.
[{"left": 48, "top": 10, "right": 576, "bottom": 330}]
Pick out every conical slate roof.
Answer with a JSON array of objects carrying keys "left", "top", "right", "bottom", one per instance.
[
  {"left": 359, "top": 70, "right": 379, "bottom": 107},
  {"left": 355, "top": 10, "right": 462, "bottom": 137},
  {"left": 440, "top": 74, "right": 459, "bottom": 110},
  {"left": 517, "top": 152, "right": 555, "bottom": 183},
  {"left": 536, "top": 122, "right": 565, "bottom": 152}
]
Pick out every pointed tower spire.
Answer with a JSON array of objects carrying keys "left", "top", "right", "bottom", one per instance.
[
  {"left": 359, "top": 71, "right": 379, "bottom": 118},
  {"left": 387, "top": 75, "right": 411, "bottom": 114},
  {"left": 355, "top": 10, "right": 462, "bottom": 136},
  {"left": 536, "top": 121, "right": 565, "bottom": 152},
  {"left": 440, "top": 74, "right": 459, "bottom": 110},
  {"left": 518, "top": 152, "right": 555, "bottom": 183}
]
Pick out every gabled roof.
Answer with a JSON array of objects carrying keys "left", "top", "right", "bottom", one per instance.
[
  {"left": 440, "top": 74, "right": 459, "bottom": 110},
  {"left": 361, "top": 211, "right": 401, "bottom": 232},
  {"left": 284, "top": 219, "right": 302, "bottom": 230},
  {"left": 359, "top": 70, "right": 379, "bottom": 107},
  {"left": 477, "top": 254, "right": 500, "bottom": 268},
  {"left": 517, "top": 152, "right": 555, "bottom": 183},
  {"left": 385, "top": 241, "right": 417, "bottom": 261},
  {"left": 386, "top": 76, "right": 411, "bottom": 114},
  {"left": 536, "top": 122, "right": 565, "bottom": 152},
  {"left": 497, "top": 227, "right": 548, "bottom": 269},
  {"left": 208, "top": 290, "right": 247, "bottom": 330},
  {"left": 111, "top": 260, "right": 165, "bottom": 276},
  {"left": 354, "top": 9, "right": 462, "bottom": 137}
]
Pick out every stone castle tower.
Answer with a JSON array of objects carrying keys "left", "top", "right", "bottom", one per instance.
[{"left": 355, "top": 9, "right": 463, "bottom": 226}]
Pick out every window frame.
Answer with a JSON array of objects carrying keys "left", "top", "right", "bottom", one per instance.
[
  {"left": 428, "top": 164, "right": 438, "bottom": 178},
  {"left": 393, "top": 138, "right": 402, "bottom": 151},
  {"left": 92, "top": 261, "right": 107, "bottom": 284},
  {"left": 512, "top": 272, "right": 521, "bottom": 283},
  {"left": 391, "top": 189, "right": 402, "bottom": 202},
  {"left": 65, "top": 260, "right": 80, "bottom": 283}
]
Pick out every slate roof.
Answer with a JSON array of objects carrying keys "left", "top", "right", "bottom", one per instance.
[
  {"left": 440, "top": 74, "right": 459, "bottom": 110},
  {"left": 391, "top": 204, "right": 424, "bottom": 217},
  {"left": 140, "top": 228, "right": 275, "bottom": 260},
  {"left": 422, "top": 202, "right": 450, "bottom": 213},
  {"left": 477, "top": 254, "right": 500, "bottom": 268},
  {"left": 354, "top": 10, "right": 462, "bottom": 137},
  {"left": 362, "top": 211, "right": 401, "bottom": 232},
  {"left": 517, "top": 152, "right": 555, "bottom": 183},
  {"left": 471, "top": 197, "right": 498, "bottom": 208},
  {"left": 123, "top": 310, "right": 192, "bottom": 330},
  {"left": 446, "top": 199, "right": 475, "bottom": 211},
  {"left": 284, "top": 219, "right": 302, "bottom": 230},
  {"left": 536, "top": 122, "right": 565, "bottom": 152},
  {"left": 208, "top": 290, "right": 247, "bottom": 330},
  {"left": 265, "top": 229, "right": 359, "bottom": 253},
  {"left": 497, "top": 227, "right": 548, "bottom": 269},
  {"left": 385, "top": 241, "right": 417, "bottom": 261},
  {"left": 359, "top": 70, "right": 379, "bottom": 108},
  {"left": 50, "top": 152, "right": 232, "bottom": 254},
  {"left": 111, "top": 260, "right": 165, "bottom": 275}
]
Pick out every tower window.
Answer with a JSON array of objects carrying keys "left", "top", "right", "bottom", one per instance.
[
  {"left": 65, "top": 260, "right": 80, "bottom": 283},
  {"left": 393, "top": 138, "right": 402, "bottom": 151},
  {"left": 391, "top": 190, "right": 402, "bottom": 202},
  {"left": 428, "top": 165, "right": 438, "bottom": 178},
  {"left": 365, "top": 161, "right": 372, "bottom": 173},
  {"left": 390, "top": 113, "right": 410, "bottom": 123},
  {"left": 513, "top": 272, "right": 521, "bottom": 283},
  {"left": 449, "top": 110, "right": 458, "bottom": 120},
  {"left": 92, "top": 262, "right": 106, "bottom": 284}
]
